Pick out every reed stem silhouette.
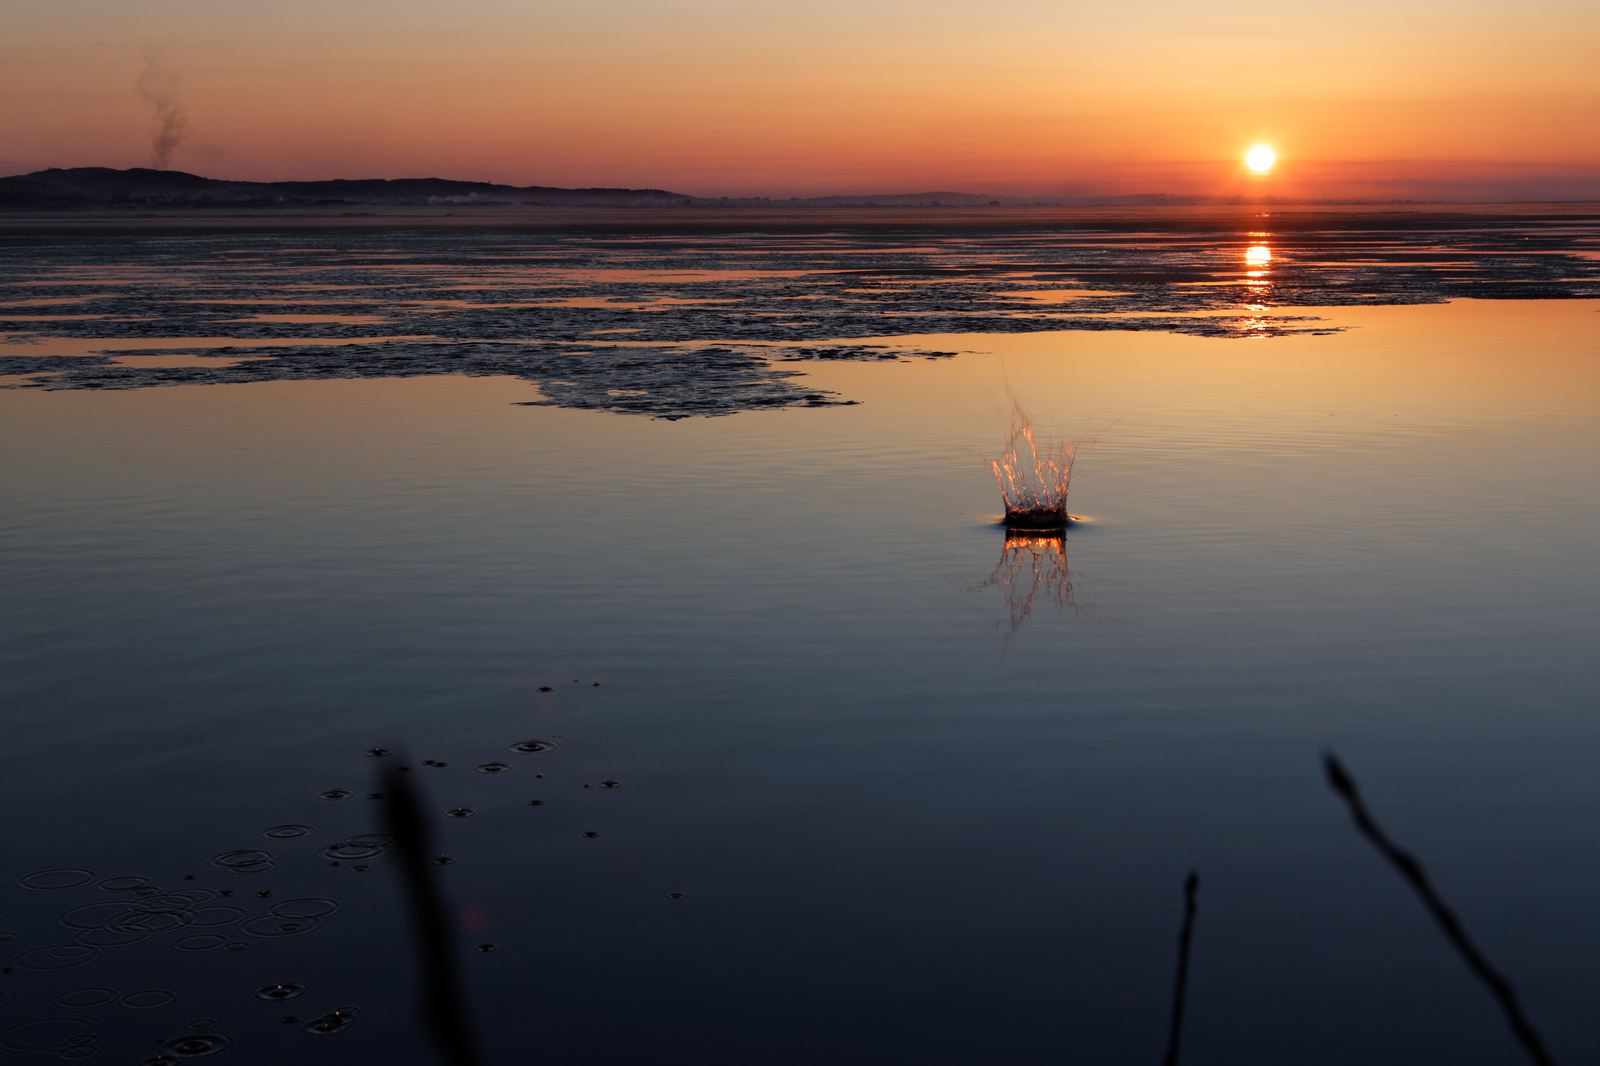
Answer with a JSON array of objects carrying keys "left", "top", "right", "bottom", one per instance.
[
  {"left": 1322, "top": 752, "right": 1555, "bottom": 1066},
  {"left": 1162, "top": 871, "right": 1199, "bottom": 1066},
  {"left": 383, "top": 764, "right": 487, "bottom": 1066}
]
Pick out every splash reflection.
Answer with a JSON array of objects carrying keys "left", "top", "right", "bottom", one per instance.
[{"left": 975, "top": 527, "right": 1093, "bottom": 638}]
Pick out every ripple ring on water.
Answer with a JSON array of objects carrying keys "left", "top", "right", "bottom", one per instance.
[
  {"left": 50, "top": 989, "right": 119, "bottom": 1010},
  {"left": 267, "top": 898, "right": 340, "bottom": 920},
  {"left": 162, "top": 1032, "right": 231, "bottom": 1057},
  {"left": 252, "top": 983, "right": 304, "bottom": 1002},
  {"left": 1, "top": 1017, "right": 99, "bottom": 1051},
  {"left": 260, "top": 825, "right": 315, "bottom": 840},
  {"left": 12, "top": 946, "right": 102, "bottom": 972},
  {"left": 19, "top": 870, "right": 95, "bottom": 891},
  {"left": 118, "top": 990, "right": 177, "bottom": 1010},
  {"left": 240, "top": 916, "right": 321, "bottom": 939},
  {"left": 208, "top": 851, "right": 277, "bottom": 875}
]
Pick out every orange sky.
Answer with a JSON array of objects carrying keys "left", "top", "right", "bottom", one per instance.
[{"left": 3, "top": 0, "right": 1597, "bottom": 198}]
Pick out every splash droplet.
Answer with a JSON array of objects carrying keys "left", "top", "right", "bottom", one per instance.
[
  {"left": 317, "top": 789, "right": 353, "bottom": 801},
  {"left": 444, "top": 808, "right": 475, "bottom": 819}
]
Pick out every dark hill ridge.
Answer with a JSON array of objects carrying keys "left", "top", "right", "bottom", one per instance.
[
  {"left": 0, "top": 168, "right": 699, "bottom": 210},
  {"left": 0, "top": 167, "right": 1479, "bottom": 212}
]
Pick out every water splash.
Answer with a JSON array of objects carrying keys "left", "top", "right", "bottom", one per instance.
[{"left": 985, "top": 408, "right": 1083, "bottom": 526}]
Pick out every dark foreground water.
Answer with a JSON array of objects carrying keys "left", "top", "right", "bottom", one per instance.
[{"left": 2, "top": 213, "right": 1599, "bottom": 1064}]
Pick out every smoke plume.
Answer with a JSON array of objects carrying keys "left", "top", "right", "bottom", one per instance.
[{"left": 135, "top": 54, "right": 187, "bottom": 169}]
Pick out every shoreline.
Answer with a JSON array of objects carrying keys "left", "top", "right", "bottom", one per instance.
[{"left": 2, "top": 201, "right": 1598, "bottom": 235}]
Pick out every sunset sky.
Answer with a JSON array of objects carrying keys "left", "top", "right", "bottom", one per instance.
[{"left": 3, "top": 0, "right": 1597, "bottom": 199}]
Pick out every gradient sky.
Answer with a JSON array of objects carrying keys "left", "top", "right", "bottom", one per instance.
[{"left": 3, "top": 0, "right": 1598, "bottom": 198}]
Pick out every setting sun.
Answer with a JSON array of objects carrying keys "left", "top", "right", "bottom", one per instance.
[{"left": 1246, "top": 146, "right": 1276, "bottom": 172}]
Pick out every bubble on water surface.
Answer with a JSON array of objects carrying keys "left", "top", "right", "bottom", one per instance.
[
  {"left": 20, "top": 871, "right": 95, "bottom": 891},
  {"left": 118, "top": 990, "right": 176, "bottom": 1009},
  {"left": 51, "top": 990, "right": 118, "bottom": 1010},
  {"left": 208, "top": 851, "right": 276, "bottom": 875}
]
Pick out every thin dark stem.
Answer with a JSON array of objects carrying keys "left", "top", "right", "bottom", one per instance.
[
  {"left": 1162, "top": 871, "right": 1199, "bottom": 1066},
  {"left": 383, "top": 764, "right": 487, "bottom": 1066},
  {"left": 1322, "top": 752, "right": 1555, "bottom": 1066}
]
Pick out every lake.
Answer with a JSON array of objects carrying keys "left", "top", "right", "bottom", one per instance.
[{"left": 2, "top": 207, "right": 1598, "bottom": 1064}]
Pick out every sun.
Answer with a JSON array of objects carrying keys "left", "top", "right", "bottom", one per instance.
[{"left": 1246, "top": 146, "right": 1276, "bottom": 173}]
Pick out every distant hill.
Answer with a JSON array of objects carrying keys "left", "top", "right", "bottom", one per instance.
[
  {"left": 0, "top": 167, "right": 701, "bottom": 211},
  {"left": 0, "top": 167, "right": 1438, "bottom": 212}
]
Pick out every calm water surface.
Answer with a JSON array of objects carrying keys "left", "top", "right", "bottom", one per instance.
[{"left": 2, "top": 223, "right": 1599, "bottom": 1064}]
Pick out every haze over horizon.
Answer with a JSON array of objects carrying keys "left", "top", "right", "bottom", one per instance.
[{"left": 3, "top": 0, "right": 1598, "bottom": 201}]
